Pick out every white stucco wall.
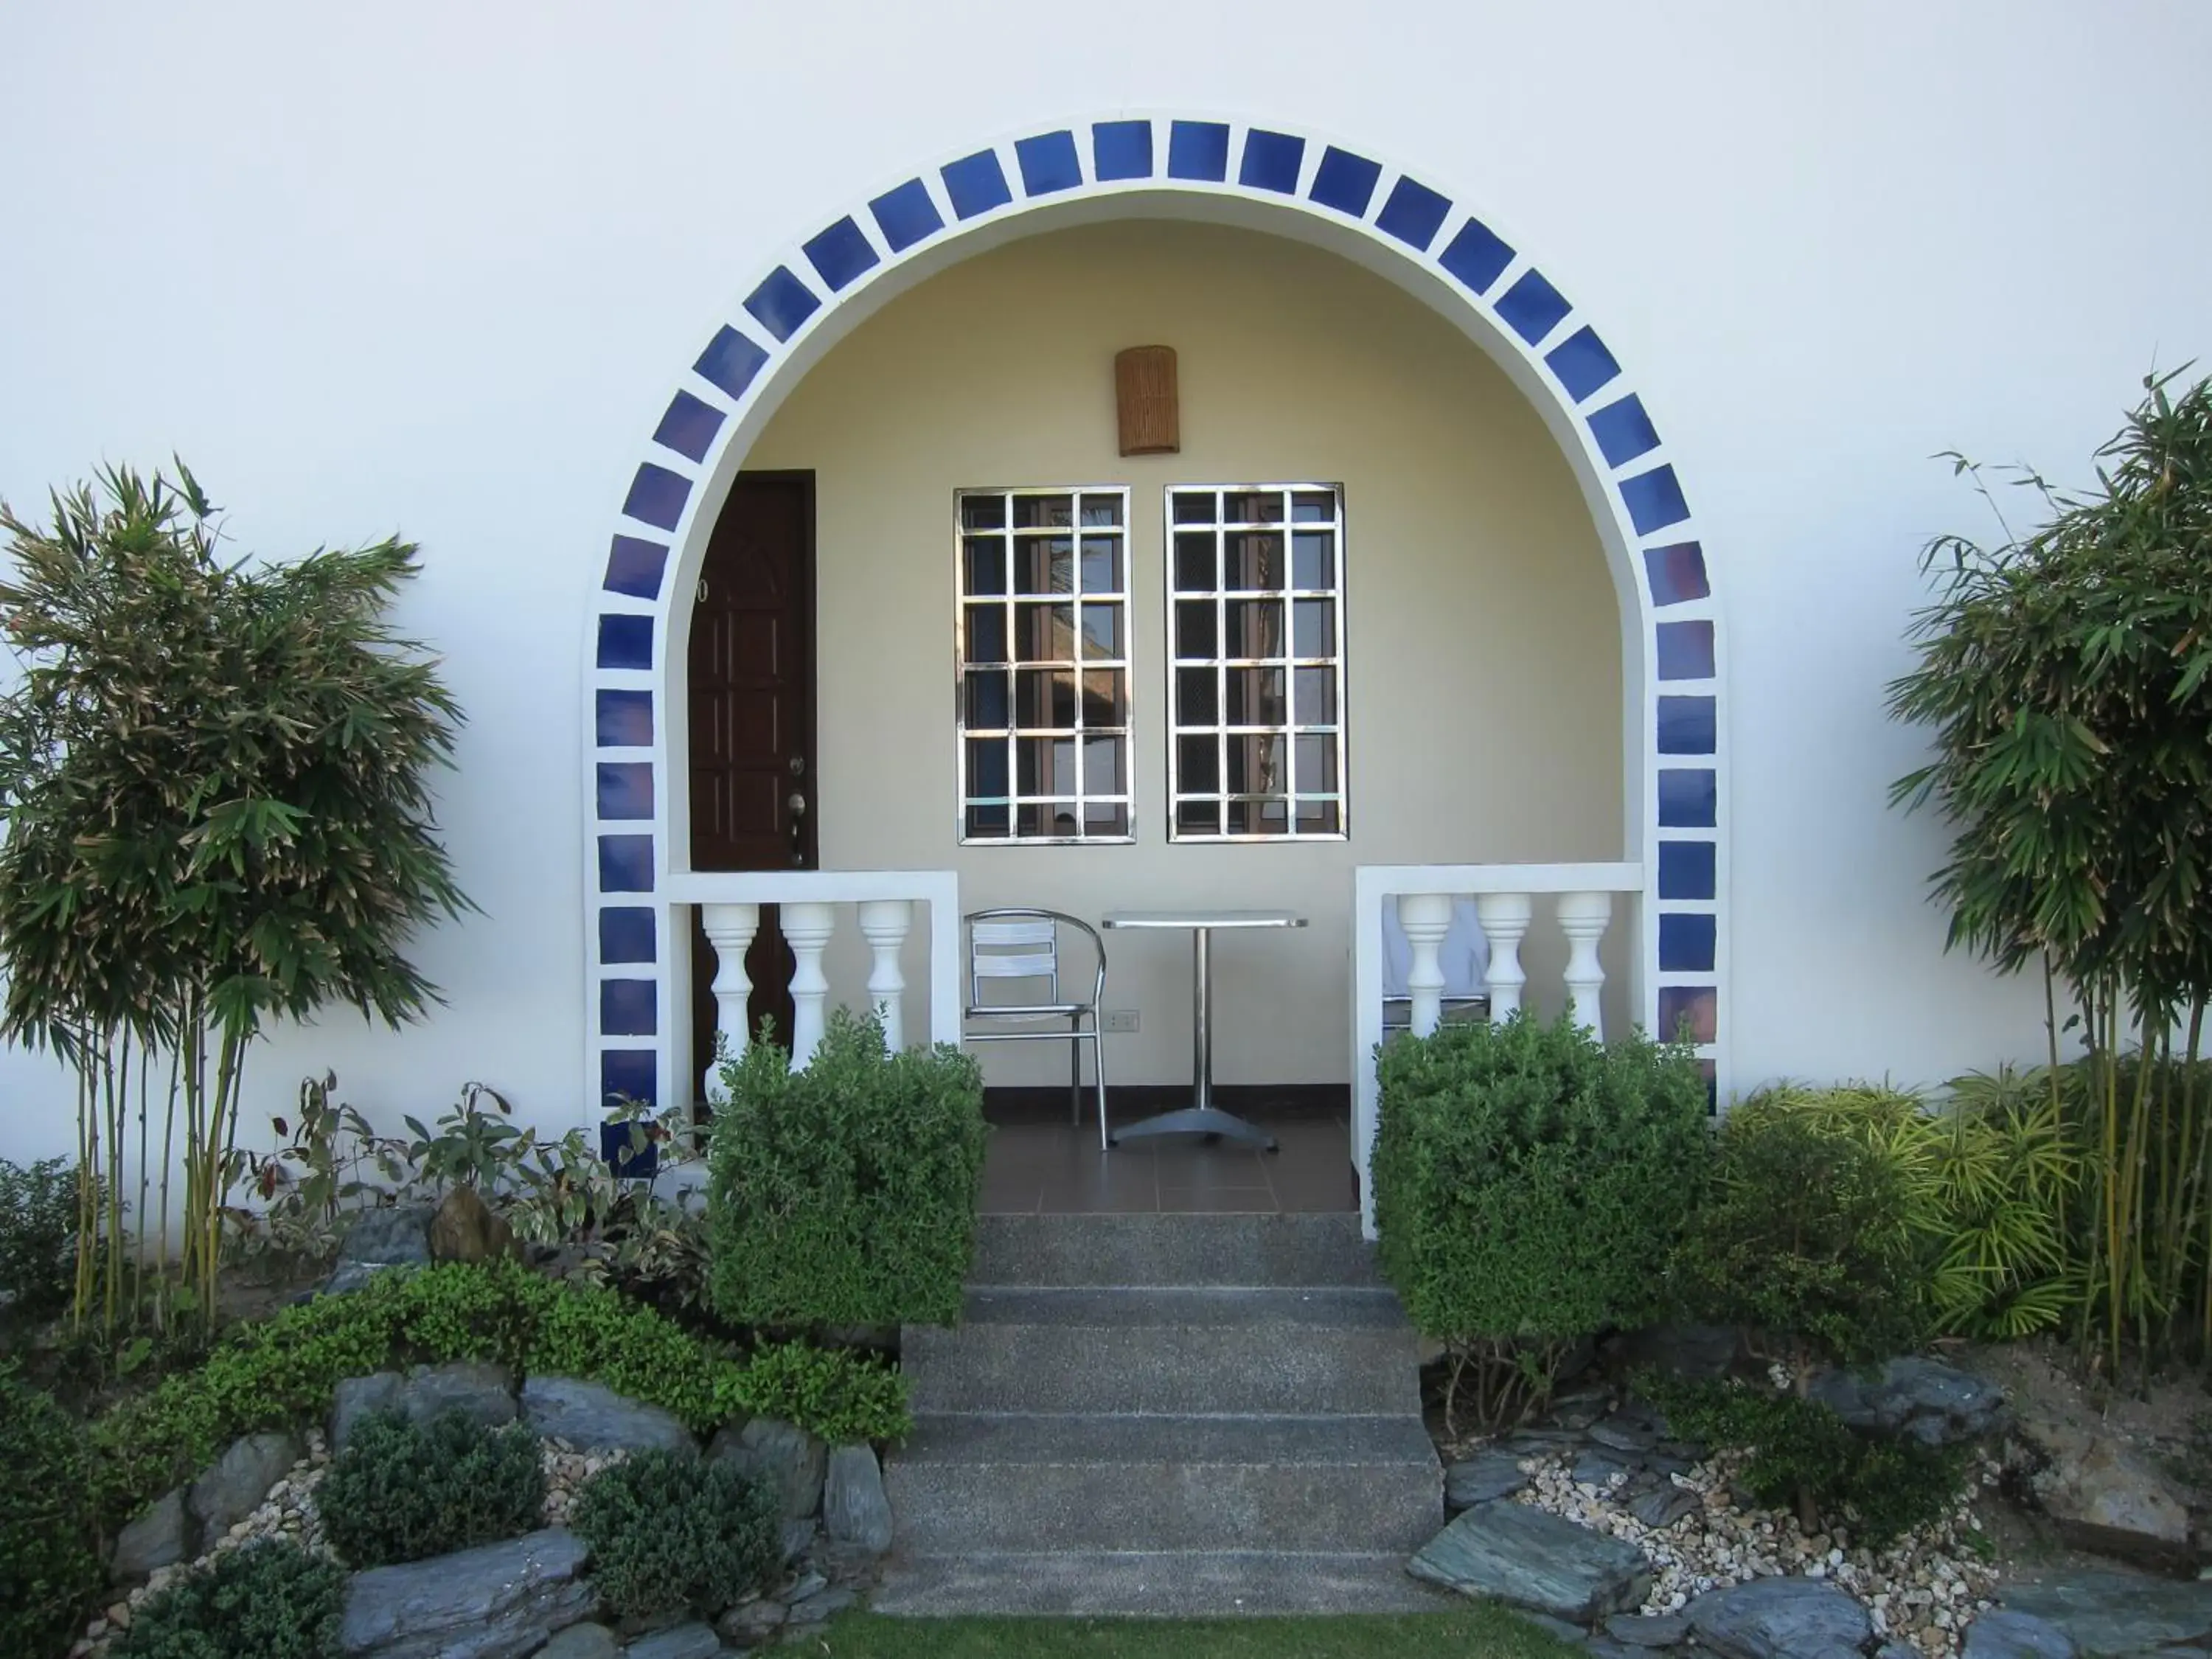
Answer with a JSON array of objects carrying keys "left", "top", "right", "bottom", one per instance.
[{"left": 1, "top": 1, "right": 2209, "bottom": 1157}]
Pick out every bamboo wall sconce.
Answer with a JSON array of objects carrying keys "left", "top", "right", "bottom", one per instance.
[{"left": 1114, "top": 345, "right": 1180, "bottom": 456}]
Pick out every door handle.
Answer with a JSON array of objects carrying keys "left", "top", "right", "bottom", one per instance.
[{"left": 787, "top": 792, "right": 808, "bottom": 818}]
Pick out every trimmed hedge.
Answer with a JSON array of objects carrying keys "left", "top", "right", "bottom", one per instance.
[
  {"left": 319, "top": 1410, "right": 545, "bottom": 1568},
  {"left": 571, "top": 1449, "right": 781, "bottom": 1621},
  {"left": 0, "top": 1376, "right": 105, "bottom": 1659},
  {"left": 112, "top": 1540, "right": 344, "bottom": 1659}
]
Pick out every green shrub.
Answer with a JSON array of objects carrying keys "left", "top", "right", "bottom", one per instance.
[
  {"left": 1677, "top": 1091, "right": 1934, "bottom": 1367},
  {"left": 0, "top": 1377, "right": 104, "bottom": 1659},
  {"left": 571, "top": 1449, "right": 780, "bottom": 1621},
  {"left": 724, "top": 1340, "right": 912, "bottom": 1445},
  {"left": 0, "top": 1156, "right": 77, "bottom": 1324},
  {"left": 1371, "top": 1011, "right": 1708, "bottom": 1428},
  {"left": 708, "top": 1010, "right": 986, "bottom": 1328},
  {"left": 318, "top": 1409, "right": 544, "bottom": 1568},
  {"left": 113, "top": 1540, "right": 344, "bottom": 1659},
  {"left": 1638, "top": 1374, "right": 1966, "bottom": 1548}
]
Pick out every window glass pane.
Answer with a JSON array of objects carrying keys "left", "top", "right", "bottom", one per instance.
[
  {"left": 964, "top": 605, "right": 1006, "bottom": 665},
  {"left": 1079, "top": 493, "right": 1124, "bottom": 527},
  {"left": 1013, "top": 493, "right": 1074, "bottom": 529},
  {"left": 1082, "top": 669, "right": 1128, "bottom": 726},
  {"left": 1017, "top": 737, "right": 1077, "bottom": 796},
  {"left": 1178, "top": 734, "right": 1220, "bottom": 793},
  {"left": 1225, "top": 667, "right": 1286, "bottom": 726},
  {"left": 1083, "top": 736, "right": 1123, "bottom": 794},
  {"left": 1225, "top": 532, "right": 1283, "bottom": 591},
  {"left": 962, "top": 495, "right": 1006, "bottom": 530},
  {"left": 1080, "top": 535, "right": 1121, "bottom": 591},
  {"left": 964, "top": 536, "right": 1006, "bottom": 596},
  {"left": 1014, "top": 536, "right": 1074, "bottom": 596},
  {"left": 1175, "top": 600, "right": 1216, "bottom": 659},
  {"left": 1174, "top": 532, "right": 1217, "bottom": 593},
  {"left": 1228, "top": 734, "right": 1286, "bottom": 795},
  {"left": 1176, "top": 666, "right": 1217, "bottom": 726},
  {"left": 1018, "top": 801, "right": 1079, "bottom": 838},
  {"left": 1291, "top": 532, "right": 1333, "bottom": 589},
  {"left": 1176, "top": 799, "right": 1221, "bottom": 835},
  {"left": 967, "top": 802, "right": 1010, "bottom": 838},
  {"left": 964, "top": 669, "right": 1010, "bottom": 728},
  {"left": 1224, "top": 598, "right": 1284, "bottom": 658},
  {"left": 966, "top": 737, "right": 1009, "bottom": 797},
  {"left": 1015, "top": 602, "right": 1074, "bottom": 661},
  {"left": 1226, "top": 798, "right": 1288, "bottom": 835},
  {"left": 1292, "top": 598, "right": 1335, "bottom": 658},
  {"left": 1295, "top": 799, "right": 1340, "bottom": 835},
  {"left": 1015, "top": 667, "right": 1074, "bottom": 726},
  {"left": 1085, "top": 801, "right": 1130, "bottom": 836},
  {"left": 1080, "top": 603, "right": 1122, "bottom": 661},
  {"left": 1172, "top": 491, "right": 1217, "bottom": 525},
  {"left": 1295, "top": 734, "right": 1338, "bottom": 793},
  {"left": 1222, "top": 490, "right": 1281, "bottom": 525},
  {"left": 1291, "top": 490, "right": 1335, "bottom": 524}
]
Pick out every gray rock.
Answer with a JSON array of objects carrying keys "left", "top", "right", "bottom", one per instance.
[
  {"left": 340, "top": 1526, "right": 595, "bottom": 1659},
  {"left": 535, "top": 1624, "right": 620, "bottom": 1659},
  {"left": 785, "top": 1571, "right": 828, "bottom": 1603},
  {"left": 1686, "top": 1577, "right": 1871, "bottom": 1659},
  {"left": 1573, "top": 1450, "right": 1636, "bottom": 1489},
  {"left": 2024, "top": 1423, "right": 2191, "bottom": 1565},
  {"left": 822, "top": 1444, "right": 893, "bottom": 1554},
  {"left": 189, "top": 1430, "right": 303, "bottom": 1539},
  {"left": 781, "top": 1519, "right": 818, "bottom": 1563},
  {"left": 1627, "top": 1484, "right": 1700, "bottom": 1530},
  {"left": 710, "top": 1417, "right": 825, "bottom": 1519},
  {"left": 1408, "top": 1500, "right": 1653, "bottom": 1622},
  {"left": 1964, "top": 1611, "right": 2079, "bottom": 1659},
  {"left": 1618, "top": 1323, "right": 1737, "bottom": 1380},
  {"left": 324, "top": 1205, "right": 434, "bottom": 1294},
  {"left": 397, "top": 1361, "right": 518, "bottom": 1430},
  {"left": 1877, "top": 1646, "right": 1922, "bottom": 1659},
  {"left": 626, "top": 1623, "right": 723, "bottom": 1659},
  {"left": 330, "top": 1372, "right": 405, "bottom": 1450},
  {"left": 518, "top": 1376, "right": 695, "bottom": 1456},
  {"left": 718, "top": 1599, "right": 787, "bottom": 1644},
  {"left": 1605, "top": 1612, "right": 1691, "bottom": 1648},
  {"left": 1446, "top": 1451, "right": 1531, "bottom": 1510},
  {"left": 2002, "top": 1572, "right": 2212, "bottom": 1658},
  {"left": 786, "top": 1587, "right": 857, "bottom": 1625},
  {"left": 1807, "top": 1356, "right": 2008, "bottom": 1446},
  {"left": 1588, "top": 1417, "right": 1660, "bottom": 1455},
  {"left": 1518, "top": 1613, "right": 1593, "bottom": 1644},
  {"left": 111, "top": 1487, "right": 189, "bottom": 1580}
]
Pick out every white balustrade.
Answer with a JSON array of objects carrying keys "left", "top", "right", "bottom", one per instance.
[{"left": 665, "top": 870, "right": 959, "bottom": 1095}]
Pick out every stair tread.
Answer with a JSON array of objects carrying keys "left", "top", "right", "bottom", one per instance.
[
  {"left": 872, "top": 1550, "right": 1455, "bottom": 1617},
  {"left": 895, "top": 1411, "right": 1441, "bottom": 1467},
  {"left": 945, "top": 1286, "right": 1413, "bottom": 1328}
]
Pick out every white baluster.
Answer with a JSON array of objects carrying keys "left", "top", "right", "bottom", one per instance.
[
  {"left": 1557, "top": 891, "right": 1613, "bottom": 1042},
  {"left": 856, "top": 899, "right": 913, "bottom": 1053},
  {"left": 781, "top": 901, "right": 838, "bottom": 1069},
  {"left": 1473, "top": 891, "right": 1534, "bottom": 1020},
  {"left": 698, "top": 902, "right": 759, "bottom": 1100},
  {"left": 1396, "top": 892, "right": 1455, "bottom": 1038}
]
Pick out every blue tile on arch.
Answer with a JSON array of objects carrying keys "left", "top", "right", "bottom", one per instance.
[
  {"left": 1239, "top": 128, "right": 1304, "bottom": 193},
  {"left": 1495, "top": 268, "right": 1571, "bottom": 346},
  {"left": 1656, "top": 619, "right": 1716, "bottom": 681},
  {"left": 802, "top": 217, "right": 880, "bottom": 292},
  {"left": 1658, "top": 694, "right": 1717, "bottom": 755},
  {"left": 693, "top": 325, "right": 769, "bottom": 403},
  {"left": 942, "top": 148, "right": 1013, "bottom": 218},
  {"left": 596, "top": 761, "right": 654, "bottom": 820},
  {"left": 869, "top": 178, "right": 944, "bottom": 253},
  {"left": 599, "top": 1048, "right": 657, "bottom": 1112},
  {"left": 743, "top": 266, "right": 821, "bottom": 343},
  {"left": 599, "top": 906, "right": 657, "bottom": 965},
  {"left": 1092, "top": 119, "right": 1153, "bottom": 181},
  {"left": 1376, "top": 176, "right": 1450, "bottom": 251},
  {"left": 1437, "top": 218, "right": 1514, "bottom": 295},
  {"left": 1167, "top": 121, "right": 1231, "bottom": 181},
  {"left": 1621, "top": 465, "right": 1691, "bottom": 536},
  {"left": 603, "top": 535, "right": 668, "bottom": 600},
  {"left": 1657, "top": 767, "right": 1718, "bottom": 828},
  {"left": 1659, "top": 912, "right": 1717, "bottom": 974},
  {"left": 1308, "top": 146, "right": 1381, "bottom": 218},
  {"left": 1658, "top": 841, "right": 1718, "bottom": 901},
  {"left": 651, "top": 390, "right": 725, "bottom": 465},
  {"left": 1015, "top": 130, "right": 1082, "bottom": 195},
  {"left": 622, "top": 463, "right": 691, "bottom": 533},
  {"left": 1545, "top": 327, "right": 1622, "bottom": 403},
  {"left": 1587, "top": 394, "right": 1659, "bottom": 467},
  {"left": 597, "top": 613, "right": 653, "bottom": 671},
  {"left": 600, "top": 978, "right": 656, "bottom": 1037},
  {"left": 1644, "top": 542, "right": 1710, "bottom": 607},
  {"left": 597, "top": 833, "right": 654, "bottom": 894},
  {"left": 596, "top": 689, "right": 654, "bottom": 748}
]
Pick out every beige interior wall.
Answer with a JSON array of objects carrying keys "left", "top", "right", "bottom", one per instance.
[{"left": 738, "top": 218, "right": 1623, "bottom": 1087}]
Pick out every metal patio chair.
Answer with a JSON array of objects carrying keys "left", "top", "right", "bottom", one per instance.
[{"left": 961, "top": 907, "right": 1110, "bottom": 1149}]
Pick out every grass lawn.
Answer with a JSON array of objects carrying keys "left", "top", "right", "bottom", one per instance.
[{"left": 803, "top": 1607, "right": 1578, "bottom": 1658}]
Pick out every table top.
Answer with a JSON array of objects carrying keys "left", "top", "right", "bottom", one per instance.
[{"left": 1101, "top": 909, "right": 1309, "bottom": 931}]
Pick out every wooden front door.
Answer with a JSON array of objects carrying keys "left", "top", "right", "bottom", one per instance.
[{"left": 689, "top": 472, "right": 815, "bottom": 1096}]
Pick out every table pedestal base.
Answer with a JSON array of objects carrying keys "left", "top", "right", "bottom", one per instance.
[{"left": 1107, "top": 1105, "right": 1278, "bottom": 1152}]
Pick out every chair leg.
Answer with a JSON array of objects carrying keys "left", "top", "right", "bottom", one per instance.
[
  {"left": 1091, "top": 1025, "right": 1110, "bottom": 1152},
  {"left": 1069, "top": 1015, "right": 1083, "bottom": 1127}
]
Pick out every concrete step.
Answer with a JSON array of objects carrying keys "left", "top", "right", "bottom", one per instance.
[
  {"left": 971, "top": 1211, "right": 1384, "bottom": 1289},
  {"left": 903, "top": 1287, "right": 1422, "bottom": 1416},
  {"left": 887, "top": 1411, "right": 1443, "bottom": 1554},
  {"left": 871, "top": 1549, "right": 1458, "bottom": 1617}
]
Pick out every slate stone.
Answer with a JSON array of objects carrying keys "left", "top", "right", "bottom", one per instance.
[
  {"left": 785, "top": 1571, "right": 828, "bottom": 1603},
  {"left": 718, "top": 1599, "right": 787, "bottom": 1644},
  {"left": 1446, "top": 1451, "right": 1531, "bottom": 1510},
  {"left": 781, "top": 1519, "right": 818, "bottom": 1562},
  {"left": 395, "top": 1362, "right": 517, "bottom": 1430},
  {"left": 787, "top": 1587, "right": 858, "bottom": 1625},
  {"left": 1964, "top": 1612, "right": 2078, "bottom": 1659},
  {"left": 1686, "top": 1576, "right": 1871, "bottom": 1659},
  {"left": 1520, "top": 1612, "right": 1595, "bottom": 1643},
  {"left": 1588, "top": 1417, "right": 1660, "bottom": 1455},
  {"left": 535, "top": 1624, "right": 620, "bottom": 1659},
  {"left": 1605, "top": 1612, "right": 1691, "bottom": 1648},
  {"left": 189, "top": 1429, "right": 303, "bottom": 1538},
  {"left": 1876, "top": 1646, "right": 1922, "bottom": 1659},
  {"left": 710, "top": 1416, "right": 826, "bottom": 1519},
  {"left": 2022, "top": 1423, "right": 2191, "bottom": 1565},
  {"left": 1573, "top": 1449, "right": 1636, "bottom": 1489},
  {"left": 822, "top": 1444, "right": 894, "bottom": 1554},
  {"left": 324, "top": 1206, "right": 434, "bottom": 1294},
  {"left": 1627, "top": 1484, "right": 1700, "bottom": 1530},
  {"left": 341, "top": 1527, "right": 595, "bottom": 1659},
  {"left": 330, "top": 1372, "right": 406, "bottom": 1450},
  {"left": 626, "top": 1623, "right": 723, "bottom": 1659},
  {"left": 1408, "top": 1500, "right": 1654, "bottom": 1622},
  {"left": 111, "top": 1487, "right": 189, "bottom": 1580},
  {"left": 2002, "top": 1572, "right": 2212, "bottom": 1658},
  {"left": 1807, "top": 1356, "right": 2008, "bottom": 1446},
  {"left": 519, "top": 1376, "right": 695, "bottom": 1455}
]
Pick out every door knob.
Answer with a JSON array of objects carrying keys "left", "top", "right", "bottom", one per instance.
[{"left": 787, "top": 792, "right": 807, "bottom": 818}]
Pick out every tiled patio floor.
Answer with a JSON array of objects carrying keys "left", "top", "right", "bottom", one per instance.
[{"left": 978, "top": 1112, "right": 1357, "bottom": 1215}]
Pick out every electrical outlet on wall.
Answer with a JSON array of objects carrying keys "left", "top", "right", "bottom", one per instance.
[{"left": 1104, "top": 1009, "right": 1140, "bottom": 1034}]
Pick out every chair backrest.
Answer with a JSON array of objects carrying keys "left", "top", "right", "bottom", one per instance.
[{"left": 964, "top": 908, "right": 1105, "bottom": 1009}]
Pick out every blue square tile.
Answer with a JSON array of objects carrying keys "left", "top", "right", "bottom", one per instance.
[
  {"left": 942, "top": 149, "right": 1013, "bottom": 218},
  {"left": 693, "top": 325, "right": 769, "bottom": 402},
  {"left": 600, "top": 978, "right": 657, "bottom": 1036},
  {"left": 1656, "top": 984, "right": 1717, "bottom": 1043},
  {"left": 596, "top": 689, "right": 654, "bottom": 748},
  {"left": 599, "top": 1048, "right": 657, "bottom": 1111},
  {"left": 597, "top": 613, "right": 653, "bottom": 671},
  {"left": 1438, "top": 218, "right": 1515, "bottom": 295},
  {"left": 1308, "top": 146, "right": 1381, "bottom": 217},
  {"left": 1092, "top": 119, "right": 1152, "bottom": 181},
  {"left": 652, "top": 390, "right": 725, "bottom": 465},
  {"left": 597, "top": 833, "right": 654, "bottom": 892},
  {"left": 1587, "top": 394, "right": 1659, "bottom": 467},
  {"left": 1621, "top": 465, "right": 1691, "bottom": 535},
  {"left": 1546, "top": 326, "right": 1623, "bottom": 403},
  {"left": 1656, "top": 619, "right": 1716, "bottom": 681},
  {"left": 1644, "top": 542, "right": 1710, "bottom": 606},
  {"left": 869, "top": 178, "right": 944, "bottom": 253},
  {"left": 596, "top": 761, "right": 654, "bottom": 820},
  {"left": 1657, "top": 768, "right": 1717, "bottom": 828},
  {"left": 743, "top": 266, "right": 821, "bottom": 343},
  {"left": 622, "top": 463, "right": 691, "bottom": 533},
  {"left": 1239, "top": 128, "right": 1304, "bottom": 193},
  {"left": 1168, "top": 121, "right": 1231, "bottom": 181},
  {"left": 599, "top": 906, "right": 656, "bottom": 964},
  {"left": 1496, "top": 268, "right": 1571, "bottom": 345},
  {"left": 1376, "top": 177, "right": 1450, "bottom": 251},
  {"left": 1657, "top": 695, "right": 1717, "bottom": 754},
  {"left": 604, "top": 537, "right": 667, "bottom": 599},
  {"left": 1658, "top": 841, "right": 1717, "bottom": 901},
  {"left": 1016, "top": 130, "right": 1082, "bottom": 195},
  {"left": 1659, "top": 913, "right": 1717, "bottom": 973},
  {"left": 803, "top": 217, "right": 880, "bottom": 292}
]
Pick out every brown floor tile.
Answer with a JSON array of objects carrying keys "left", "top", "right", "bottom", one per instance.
[
  {"left": 1158, "top": 1185, "right": 1279, "bottom": 1213},
  {"left": 978, "top": 1111, "right": 1356, "bottom": 1215}
]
